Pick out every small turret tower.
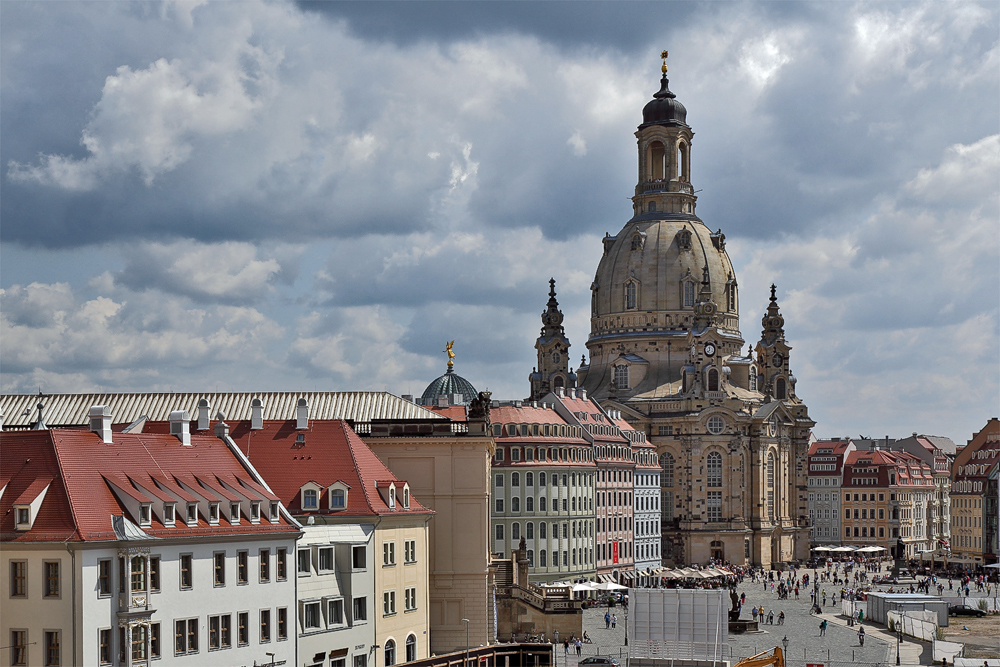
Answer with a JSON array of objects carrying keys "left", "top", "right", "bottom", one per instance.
[{"left": 529, "top": 279, "right": 576, "bottom": 400}]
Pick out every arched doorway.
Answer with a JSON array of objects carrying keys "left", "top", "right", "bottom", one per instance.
[{"left": 710, "top": 540, "right": 724, "bottom": 563}]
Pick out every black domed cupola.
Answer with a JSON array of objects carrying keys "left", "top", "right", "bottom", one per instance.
[
  {"left": 640, "top": 52, "right": 688, "bottom": 129},
  {"left": 641, "top": 76, "right": 687, "bottom": 128}
]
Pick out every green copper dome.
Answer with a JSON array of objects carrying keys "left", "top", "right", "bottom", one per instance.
[{"left": 421, "top": 368, "right": 478, "bottom": 404}]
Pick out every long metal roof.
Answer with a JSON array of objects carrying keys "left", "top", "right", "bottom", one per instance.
[{"left": 0, "top": 392, "right": 442, "bottom": 429}]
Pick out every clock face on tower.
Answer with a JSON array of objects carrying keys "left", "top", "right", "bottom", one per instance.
[{"left": 704, "top": 342, "right": 716, "bottom": 357}]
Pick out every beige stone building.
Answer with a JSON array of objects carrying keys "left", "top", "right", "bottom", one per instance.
[{"left": 574, "top": 61, "right": 815, "bottom": 568}]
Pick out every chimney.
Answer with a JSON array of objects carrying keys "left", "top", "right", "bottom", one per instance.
[
  {"left": 89, "top": 405, "right": 113, "bottom": 443},
  {"left": 250, "top": 398, "right": 263, "bottom": 430},
  {"left": 437, "top": 396, "right": 449, "bottom": 407},
  {"left": 580, "top": 388, "right": 587, "bottom": 401},
  {"left": 197, "top": 398, "right": 211, "bottom": 430},
  {"left": 169, "top": 410, "right": 191, "bottom": 446},
  {"left": 568, "top": 388, "right": 576, "bottom": 399},
  {"left": 214, "top": 419, "right": 230, "bottom": 439},
  {"left": 556, "top": 387, "right": 565, "bottom": 398},
  {"left": 296, "top": 398, "right": 309, "bottom": 430}
]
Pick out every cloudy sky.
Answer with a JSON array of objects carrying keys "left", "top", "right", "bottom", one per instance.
[{"left": 2, "top": 1, "right": 997, "bottom": 444}]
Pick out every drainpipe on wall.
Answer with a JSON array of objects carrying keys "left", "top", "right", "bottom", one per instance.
[{"left": 65, "top": 541, "right": 77, "bottom": 666}]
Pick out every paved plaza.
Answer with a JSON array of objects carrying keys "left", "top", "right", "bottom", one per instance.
[{"left": 542, "top": 570, "right": 1000, "bottom": 667}]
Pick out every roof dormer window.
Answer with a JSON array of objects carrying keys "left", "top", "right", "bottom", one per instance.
[
  {"left": 250, "top": 502, "right": 260, "bottom": 523},
  {"left": 230, "top": 502, "right": 241, "bottom": 525},
  {"left": 388, "top": 486, "right": 396, "bottom": 509},
  {"left": 139, "top": 504, "right": 152, "bottom": 527},
  {"left": 186, "top": 503, "right": 199, "bottom": 527},
  {"left": 403, "top": 486, "right": 410, "bottom": 509},
  {"left": 208, "top": 502, "right": 220, "bottom": 525},
  {"left": 14, "top": 506, "right": 31, "bottom": 531},
  {"left": 163, "top": 503, "right": 176, "bottom": 527},
  {"left": 269, "top": 502, "right": 280, "bottom": 522}
]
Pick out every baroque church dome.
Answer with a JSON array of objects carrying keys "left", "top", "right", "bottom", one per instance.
[{"left": 421, "top": 367, "right": 478, "bottom": 405}]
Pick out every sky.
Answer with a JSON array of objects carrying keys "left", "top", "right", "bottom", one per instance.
[{"left": 1, "top": 1, "right": 997, "bottom": 445}]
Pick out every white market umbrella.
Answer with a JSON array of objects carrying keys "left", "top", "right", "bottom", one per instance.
[
  {"left": 592, "top": 581, "right": 628, "bottom": 590},
  {"left": 813, "top": 546, "right": 831, "bottom": 552},
  {"left": 571, "top": 582, "right": 598, "bottom": 592},
  {"left": 833, "top": 546, "right": 855, "bottom": 552}
]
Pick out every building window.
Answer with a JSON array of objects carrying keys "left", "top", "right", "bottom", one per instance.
[
  {"left": 298, "top": 549, "right": 311, "bottom": 575},
  {"left": 707, "top": 452, "right": 722, "bottom": 487},
  {"left": 329, "top": 599, "right": 344, "bottom": 625},
  {"left": 180, "top": 554, "right": 193, "bottom": 589},
  {"left": 44, "top": 561, "right": 60, "bottom": 598},
  {"left": 707, "top": 368, "right": 719, "bottom": 392},
  {"left": 131, "top": 624, "right": 148, "bottom": 661},
  {"left": 10, "top": 561, "right": 28, "bottom": 599},
  {"left": 404, "top": 586, "right": 417, "bottom": 611},
  {"left": 130, "top": 556, "right": 146, "bottom": 593},
  {"left": 660, "top": 453, "right": 674, "bottom": 487},
  {"left": 44, "top": 630, "right": 60, "bottom": 666},
  {"left": 353, "top": 597, "right": 367, "bottom": 622},
  {"left": 404, "top": 540, "right": 416, "bottom": 564},
  {"left": 495, "top": 524, "right": 504, "bottom": 541},
  {"left": 10, "top": 630, "right": 27, "bottom": 666},
  {"left": 540, "top": 550, "right": 547, "bottom": 567},
  {"left": 276, "top": 548, "right": 287, "bottom": 580},
  {"left": 385, "top": 639, "right": 396, "bottom": 667},
  {"left": 766, "top": 452, "right": 776, "bottom": 520},
  {"left": 683, "top": 281, "right": 695, "bottom": 307},
  {"left": 150, "top": 622, "right": 160, "bottom": 658},
  {"left": 626, "top": 281, "right": 637, "bottom": 310},
  {"left": 614, "top": 365, "right": 629, "bottom": 390},
  {"left": 303, "top": 602, "right": 322, "bottom": 630},
  {"left": 214, "top": 552, "right": 226, "bottom": 586},
  {"left": 238, "top": 550, "right": 249, "bottom": 584},
  {"left": 495, "top": 498, "right": 504, "bottom": 513},
  {"left": 303, "top": 489, "right": 318, "bottom": 510},
  {"left": 512, "top": 523, "right": 520, "bottom": 540},
  {"left": 260, "top": 549, "right": 270, "bottom": 582},
  {"left": 260, "top": 609, "right": 271, "bottom": 643},
  {"left": 526, "top": 497, "right": 534, "bottom": 512},
  {"left": 99, "top": 628, "right": 112, "bottom": 665},
  {"left": 277, "top": 607, "right": 288, "bottom": 640},
  {"left": 149, "top": 556, "right": 160, "bottom": 592},
  {"left": 749, "top": 366, "right": 757, "bottom": 391},
  {"left": 512, "top": 472, "right": 520, "bottom": 487},
  {"left": 353, "top": 546, "right": 366, "bottom": 569},
  {"left": 330, "top": 489, "right": 346, "bottom": 509},
  {"left": 707, "top": 415, "right": 725, "bottom": 435},
  {"left": 406, "top": 635, "right": 417, "bottom": 662},
  {"left": 383, "top": 542, "right": 396, "bottom": 566},
  {"left": 319, "top": 547, "right": 334, "bottom": 572},
  {"left": 383, "top": 591, "right": 396, "bottom": 616},
  {"left": 512, "top": 497, "right": 520, "bottom": 512},
  {"left": 776, "top": 377, "right": 787, "bottom": 399}
]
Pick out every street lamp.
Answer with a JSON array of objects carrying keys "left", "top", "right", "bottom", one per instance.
[
  {"left": 462, "top": 619, "right": 470, "bottom": 667},
  {"left": 781, "top": 636, "right": 789, "bottom": 653},
  {"left": 896, "top": 623, "right": 902, "bottom": 666},
  {"left": 624, "top": 601, "right": 628, "bottom": 646},
  {"left": 266, "top": 652, "right": 275, "bottom": 666}
]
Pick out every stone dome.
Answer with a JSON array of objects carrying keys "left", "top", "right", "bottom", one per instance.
[
  {"left": 421, "top": 368, "right": 478, "bottom": 404},
  {"left": 590, "top": 213, "right": 739, "bottom": 332},
  {"left": 640, "top": 75, "right": 688, "bottom": 129}
]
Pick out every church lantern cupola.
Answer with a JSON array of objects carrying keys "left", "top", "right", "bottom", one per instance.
[{"left": 529, "top": 278, "right": 575, "bottom": 400}]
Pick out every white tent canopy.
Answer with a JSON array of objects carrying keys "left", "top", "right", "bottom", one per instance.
[{"left": 592, "top": 581, "right": 628, "bottom": 591}]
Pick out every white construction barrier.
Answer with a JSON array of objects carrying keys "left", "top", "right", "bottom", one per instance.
[{"left": 627, "top": 588, "right": 728, "bottom": 664}]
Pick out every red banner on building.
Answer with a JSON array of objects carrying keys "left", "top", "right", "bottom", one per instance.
[{"left": 613, "top": 541, "right": 619, "bottom": 563}]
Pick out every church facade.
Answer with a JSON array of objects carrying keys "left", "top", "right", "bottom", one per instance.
[{"left": 535, "top": 58, "right": 815, "bottom": 569}]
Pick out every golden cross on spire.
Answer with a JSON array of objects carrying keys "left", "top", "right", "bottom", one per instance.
[{"left": 660, "top": 50, "right": 669, "bottom": 74}]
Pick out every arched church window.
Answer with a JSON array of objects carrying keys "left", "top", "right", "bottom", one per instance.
[
  {"left": 677, "top": 141, "right": 689, "bottom": 181},
  {"left": 707, "top": 452, "right": 722, "bottom": 487},
  {"left": 631, "top": 234, "right": 643, "bottom": 250},
  {"left": 660, "top": 452, "right": 674, "bottom": 488},
  {"left": 553, "top": 376, "right": 564, "bottom": 389},
  {"left": 766, "top": 452, "right": 775, "bottom": 521},
  {"left": 614, "top": 365, "right": 629, "bottom": 390},
  {"left": 625, "top": 282, "right": 637, "bottom": 310},
  {"left": 727, "top": 282, "right": 737, "bottom": 312},
  {"left": 775, "top": 378, "right": 787, "bottom": 400},
  {"left": 649, "top": 141, "right": 665, "bottom": 180},
  {"left": 749, "top": 366, "right": 757, "bottom": 391},
  {"left": 683, "top": 281, "right": 695, "bottom": 307},
  {"left": 707, "top": 368, "right": 719, "bottom": 392}
]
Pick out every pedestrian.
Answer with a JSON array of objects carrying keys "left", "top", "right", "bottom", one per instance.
[
  {"left": 767, "top": 611, "right": 774, "bottom": 625},
  {"left": 858, "top": 626, "right": 865, "bottom": 646},
  {"left": 575, "top": 639, "right": 582, "bottom": 656},
  {"left": 752, "top": 606, "right": 758, "bottom": 622},
  {"left": 819, "top": 619, "right": 827, "bottom": 636},
  {"left": 778, "top": 611, "right": 784, "bottom": 625},
  {"left": 611, "top": 613, "right": 617, "bottom": 629},
  {"left": 605, "top": 611, "right": 611, "bottom": 629},
  {"left": 858, "top": 609, "right": 864, "bottom": 624},
  {"left": 564, "top": 639, "right": 569, "bottom": 655}
]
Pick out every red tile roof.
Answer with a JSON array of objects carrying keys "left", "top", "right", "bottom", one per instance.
[
  {"left": 223, "top": 420, "right": 433, "bottom": 518},
  {"left": 1, "top": 429, "right": 297, "bottom": 542}
]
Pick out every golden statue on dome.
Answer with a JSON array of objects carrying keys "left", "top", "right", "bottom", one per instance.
[
  {"left": 661, "top": 50, "right": 669, "bottom": 74},
  {"left": 444, "top": 340, "right": 455, "bottom": 369}
]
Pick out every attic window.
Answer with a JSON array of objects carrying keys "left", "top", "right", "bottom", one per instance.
[
  {"left": 303, "top": 489, "right": 318, "bottom": 510},
  {"left": 230, "top": 503, "right": 241, "bottom": 524},
  {"left": 250, "top": 502, "right": 260, "bottom": 522},
  {"left": 388, "top": 486, "right": 396, "bottom": 509},
  {"left": 139, "top": 504, "right": 152, "bottom": 527},
  {"left": 403, "top": 487, "right": 410, "bottom": 509},
  {"left": 209, "top": 503, "right": 220, "bottom": 525},
  {"left": 269, "top": 502, "right": 279, "bottom": 522},
  {"left": 14, "top": 506, "right": 30, "bottom": 530},
  {"left": 163, "top": 503, "right": 176, "bottom": 526},
  {"left": 330, "top": 489, "right": 346, "bottom": 510},
  {"left": 186, "top": 503, "right": 198, "bottom": 526}
]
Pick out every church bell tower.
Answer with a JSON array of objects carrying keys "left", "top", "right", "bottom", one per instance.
[{"left": 529, "top": 279, "right": 576, "bottom": 400}]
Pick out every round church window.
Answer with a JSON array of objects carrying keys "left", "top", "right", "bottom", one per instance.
[{"left": 707, "top": 416, "right": 725, "bottom": 435}]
